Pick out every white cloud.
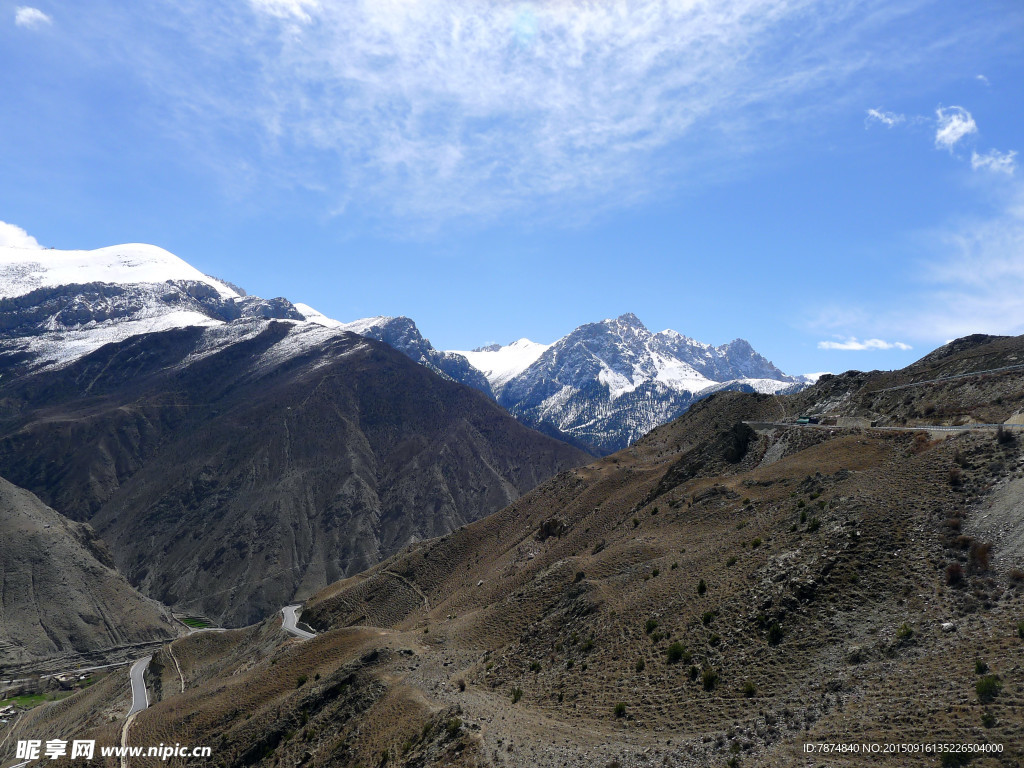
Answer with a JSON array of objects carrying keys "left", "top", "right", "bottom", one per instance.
[
  {"left": 976, "top": 74, "right": 990, "bottom": 86},
  {"left": 0, "top": 220, "right": 44, "bottom": 249},
  {"left": 809, "top": 182, "right": 1024, "bottom": 345},
  {"left": 971, "top": 149, "right": 1017, "bottom": 175},
  {"left": 865, "top": 108, "right": 904, "bottom": 128},
  {"left": 93, "top": 0, "right": 960, "bottom": 223},
  {"left": 818, "top": 337, "right": 912, "bottom": 351},
  {"left": 14, "top": 6, "right": 51, "bottom": 28},
  {"left": 249, "top": 0, "right": 318, "bottom": 23},
  {"left": 934, "top": 106, "right": 977, "bottom": 152}
]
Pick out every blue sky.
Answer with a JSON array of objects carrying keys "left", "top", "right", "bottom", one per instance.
[{"left": 1, "top": 0, "right": 1022, "bottom": 375}]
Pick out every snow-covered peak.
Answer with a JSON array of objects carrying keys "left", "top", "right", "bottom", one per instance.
[
  {"left": 336, "top": 315, "right": 396, "bottom": 335},
  {"left": 450, "top": 338, "right": 552, "bottom": 393},
  {"left": 294, "top": 302, "right": 344, "bottom": 328},
  {"left": 0, "top": 243, "right": 239, "bottom": 299}
]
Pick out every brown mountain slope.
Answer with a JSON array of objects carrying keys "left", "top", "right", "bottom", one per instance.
[
  {"left": 0, "top": 320, "right": 588, "bottom": 626},
  {"left": 8, "top": 337, "right": 1024, "bottom": 767},
  {"left": 0, "top": 476, "right": 175, "bottom": 670}
]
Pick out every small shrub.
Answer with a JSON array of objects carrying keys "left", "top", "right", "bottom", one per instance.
[
  {"left": 697, "top": 579, "right": 707, "bottom": 596},
  {"left": 708, "top": 633, "right": 721, "bottom": 646},
  {"left": 446, "top": 717, "right": 462, "bottom": 736},
  {"left": 799, "top": 509, "right": 807, "bottom": 524},
  {"left": 1008, "top": 568, "right": 1024, "bottom": 584},
  {"left": 582, "top": 638, "right": 594, "bottom": 653},
  {"left": 948, "top": 467, "right": 962, "bottom": 487},
  {"left": 632, "top": 517, "right": 640, "bottom": 528},
  {"left": 896, "top": 623, "right": 913, "bottom": 641},
  {"left": 511, "top": 687, "right": 523, "bottom": 704},
  {"left": 742, "top": 497, "right": 751, "bottom": 505},
  {"left": 996, "top": 425, "right": 1015, "bottom": 445},
  {"left": 976, "top": 674, "right": 1001, "bottom": 703},
  {"left": 574, "top": 571, "right": 586, "bottom": 583},
  {"left": 726, "top": 556, "right": 738, "bottom": 567},
  {"left": 651, "top": 568, "right": 660, "bottom": 577},
  {"left": 666, "top": 642, "right": 689, "bottom": 664},
  {"left": 671, "top": 562, "right": 678, "bottom": 570},
  {"left": 797, "top": 499, "right": 806, "bottom": 508},
  {"left": 651, "top": 631, "right": 663, "bottom": 643},
  {"left": 635, "top": 658, "right": 645, "bottom": 673},
  {"left": 645, "top": 618, "right": 659, "bottom": 634},
  {"left": 457, "top": 678, "right": 466, "bottom": 692},
  {"left": 296, "top": 675, "right": 308, "bottom": 687},
  {"left": 566, "top": 659, "right": 574, "bottom": 669},
  {"left": 969, "top": 541, "right": 992, "bottom": 571},
  {"left": 981, "top": 711, "right": 996, "bottom": 728},
  {"left": 742, "top": 681, "right": 756, "bottom": 698},
  {"left": 689, "top": 665, "right": 699, "bottom": 681},
  {"left": 1018, "top": 620, "right": 1024, "bottom": 639},
  {"left": 613, "top": 702, "right": 627, "bottom": 718},
  {"left": 530, "top": 661, "right": 541, "bottom": 673},
  {"left": 944, "top": 517, "right": 962, "bottom": 531},
  {"left": 702, "top": 610, "right": 717, "bottom": 626},
  {"left": 701, "top": 667, "right": 719, "bottom": 691},
  {"left": 767, "top": 621, "right": 783, "bottom": 645},
  {"left": 651, "top": 506, "right": 659, "bottom": 515},
  {"left": 807, "top": 517, "right": 820, "bottom": 532},
  {"left": 945, "top": 562, "right": 964, "bottom": 586},
  {"left": 975, "top": 659, "right": 988, "bottom": 675},
  {"left": 751, "top": 537, "right": 762, "bottom": 549}
]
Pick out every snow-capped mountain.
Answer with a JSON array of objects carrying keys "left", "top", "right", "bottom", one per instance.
[
  {"left": 0, "top": 242, "right": 312, "bottom": 372},
  {"left": 450, "top": 313, "right": 800, "bottom": 454},
  {"left": 449, "top": 339, "right": 551, "bottom": 393},
  {"left": 327, "top": 316, "right": 493, "bottom": 397}
]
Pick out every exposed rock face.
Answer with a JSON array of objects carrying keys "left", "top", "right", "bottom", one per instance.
[{"left": 0, "top": 476, "right": 175, "bottom": 667}]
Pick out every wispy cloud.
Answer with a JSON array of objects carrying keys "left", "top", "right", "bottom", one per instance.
[
  {"left": 77, "top": 0, "right": 973, "bottom": 224},
  {"left": 934, "top": 106, "right": 977, "bottom": 152},
  {"left": 976, "top": 74, "right": 990, "bottom": 86},
  {"left": 14, "top": 6, "right": 51, "bottom": 29},
  {"left": 0, "top": 220, "right": 44, "bottom": 249},
  {"left": 818, "top": 337, "right": 912, "bottom": 351},
  {"left": 809, "top": 181, "right": 1024, "bottom": 344},
  {"left": 865, "top": 108, "right": 904, "bottom": 128},
  {"left": 971, "top": 149, "right": 1017, "bottom": 175}
]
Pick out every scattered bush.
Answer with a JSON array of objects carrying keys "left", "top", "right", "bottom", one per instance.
[
  {"left": 689, "top": 665, "right": 699, "bottom": 681},
  {"left": 969, "top": 541, "right": 992, "bottom": 571},
  {"left": 797, "top": 499, "right": 806, "bottom": 508},
  {"left": 574, "top": 571, "right": 586, "bottom": 583},
  {"left": 652, "top": 568, "right": 660, "bottom": 577},
  {"left": 948, "top": 467, "right": 963, "bottom": 487},
  {"left": 511, "top": 687, "right": 523, "bottom": 704},
  {"left": 751, "top": 537, "right": 762, "bottom": 549},
  {"left": 976, "top": 675, "right": 1001, "bottom": 703},
  {"left": 767, "top": 621, "right": 783, "bottom": 645},
  {"left": 296, "top": 675, "right": 308, "bottom": 687},
  {"left": 457, "top": 678, "right": 466, "bottom": 692},
  {"left": 651, "top": 506, "right": 659, "bottom": 515},
  {"left": 671, "top": 562, "right": 679, "bottom": 570},
  {"left": 701, "top": 667, "right": 719, "bottom": 691},
  {"left": 1018, "top": 620, "right": 1024, "bottom": 639},
  {"left": 742, "top": 497, "right": 751, "bottom": 505},
  {"left": 996, "top": 425, "right": 1015, "bottom": 445},
  {"left": 945, "top": 562, "right": 964, "bottom": 586},
  {"left": 697, "top": 579, "right": 707, "bottom": 596},
  {"left": 645, "top": 618, "right": 659, "bottom": 635},
  {"left": 708, "top": 634, "right": 721, "bottom": 647},
  {"left": 530, "top": 661, "right": 541, "bottom": 673},
  {"left": 635, "top": 658, "right": 645, "bottom": 673},
  {"left": 632, "top": 518, "right": 640, "bottom": 528},
  {"left": 975, "top": 659, "right": 988, "bottom": 675},
  {"left": 807, "top": 517, "right": 821, "bottom": 532},
  {"left": 702, "top": 610, "right": 717, "bottom": 626},
  {"left": 446, "top": 718, "right": 462, "bottom": 737},
  {"left": 896, "top": 623, "right": 913, "bottom": 641},
  {"left": 799, "top": 509, "right": 807, "bottom": 524},
  {"left": 742, "top": 681, "right": 757, "bottom": 698},
  {"left": 726, "top": 556, "right": 738, "bottom": 567},
  {"left": 1008, "top": 568, "right": 1024, "bottom": 584},
  {"left": 613, "top": 702, "right": 627, "bottom": 718},
  {"left": 666, "top": 642, "right": 689, "bottom": 664},
  {"left": 981, "top": 711, "right": 996, "bottom": 728},
  {"left": 582, "top": 638, "right": 594, "bottom": 653}
]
